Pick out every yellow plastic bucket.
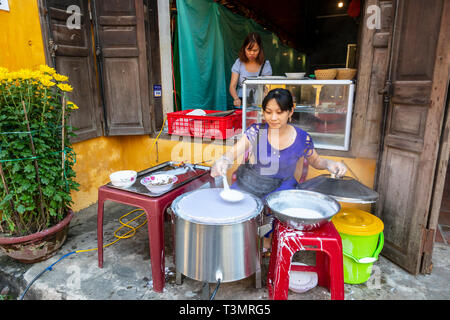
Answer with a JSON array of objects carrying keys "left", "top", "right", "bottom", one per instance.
[{"left": 332, "top": 208, "right": 384, "bottom": 284}]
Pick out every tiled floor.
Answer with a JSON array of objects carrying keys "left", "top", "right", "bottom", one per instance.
[{"left": 436, "top": 163, "right": 450, "bottom": 244}]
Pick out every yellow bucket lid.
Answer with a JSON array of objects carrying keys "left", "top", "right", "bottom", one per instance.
[{"left": 332, "top": 208, "right": 384, "bottom": 236}]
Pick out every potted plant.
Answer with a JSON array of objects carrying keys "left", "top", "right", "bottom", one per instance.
[{"left": 0, "top": 65, "right": 79, "bottom": 263}]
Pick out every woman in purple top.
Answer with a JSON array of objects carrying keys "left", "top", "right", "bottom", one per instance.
[
  {"left": 211, "top": 88, "right": 347, "bottom": 248},
  {"left": 211, "top": 88, "right": 347, "bottom": 199}
]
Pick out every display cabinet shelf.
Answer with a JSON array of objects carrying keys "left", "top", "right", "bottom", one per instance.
[{"left": 241, "top": 78, "right": 355, "bottom": 151}]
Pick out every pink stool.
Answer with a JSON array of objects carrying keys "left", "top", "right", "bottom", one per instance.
[
  {"left": 267, "top": 220, "right": 345, "bottom": 300},
  {"left": 97, "top": 174, "right": 215, "bottom": 292}
]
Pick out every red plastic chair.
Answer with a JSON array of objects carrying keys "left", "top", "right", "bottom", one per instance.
[{"left": 267, "top": 220, "right": 345, "bottom": 300}]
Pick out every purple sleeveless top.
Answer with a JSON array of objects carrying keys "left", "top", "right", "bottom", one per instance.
[{"left": 231, "top": 123, "right": 314, "bottom": 196}]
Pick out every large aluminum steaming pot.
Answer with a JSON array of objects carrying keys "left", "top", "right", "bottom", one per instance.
[
  {"left": 170, "top": 188, "right": 263, "bottom": 283},
  {"left": 265, "top": 190, "right": 341, "bottom": 231}
]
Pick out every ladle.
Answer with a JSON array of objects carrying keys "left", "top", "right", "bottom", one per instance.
[
  {"left": 342, "top": 233, "right": 384, "bottom": 264},
  {"left": 220, "top": 175, "right": 244, "bottom": 202}
]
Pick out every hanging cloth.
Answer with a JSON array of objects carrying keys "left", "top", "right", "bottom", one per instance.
[
  {"left": 348, "top": 0, "right": 361, "bottom": 18},
  {"left": 176, "top": 0, "right": 307, "bottom": 110}
]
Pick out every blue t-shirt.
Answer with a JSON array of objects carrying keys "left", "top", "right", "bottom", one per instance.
[{"left": 231, "top": 58, "right": 272, "bottom": 98}]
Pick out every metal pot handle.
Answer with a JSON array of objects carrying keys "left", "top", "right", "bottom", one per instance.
[
  {"left": 258, "top": 223, "right": 272, "bottom": 238},
  {"left": 257, "top": 205, "right": 273, "bottom": 238},
  {"left": 167, "top": 207, "right": 175, "bottom": 224}
]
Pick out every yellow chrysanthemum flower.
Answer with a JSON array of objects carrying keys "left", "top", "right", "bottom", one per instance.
[
  {"left": 41, "top": 78, "right": 56, "bottom": 87},
  {"left": 40, "top": 74, "right": 53, "bottom": 82},
  {"left": 0, "top": 67, "right": 9, "bottom": 80},
  {"left": 53, "top": 73, "right": 69, "bottom": 82},
  {"left": 39, "top": 65, "right": 56, "bottom": 75},
  {"left": 57, "top": 83, "right": 73, "bottom": 92},
  {"left": 7, "top": 71, "right": 18, "bottom": 79},
  {"left": 66, "top": 101, "right": 79, "bottom": 110},
  {"left": 15, "top": 69, "right": 35, "bottom": 80}
]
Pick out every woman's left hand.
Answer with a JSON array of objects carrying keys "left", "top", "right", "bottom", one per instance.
[{"left": 326, "top": 160, "right": 347, "bottom": 178}]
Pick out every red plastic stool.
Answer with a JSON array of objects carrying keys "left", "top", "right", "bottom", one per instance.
[{"left": 267, "top": 220, "right": 345, "bottom": 300}]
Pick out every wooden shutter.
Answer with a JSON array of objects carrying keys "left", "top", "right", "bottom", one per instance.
[
  {"left": 351, "top": 0, "right": 395, "bottom": 159},
  {"left": 376, "top": 0, "right": 449, "bottom": 274},
  {"left": 44, "top": 0, "right": 103, "bottom": 143},
  {"left": 94, "top": 0, "right": 151, "bottom": 135}
]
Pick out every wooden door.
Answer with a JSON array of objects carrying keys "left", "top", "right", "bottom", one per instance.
[
  {"left": 94, "top": 0, "right": 151, "bottom": 135},
  {"left": 44, "top": 0, "right": 103, "bottom": 143},
  {"left": 351, "top": 0, "right": 395, "bottom": 159},
  {"left": 376, "top": 0, "right": 449, "bottom": 274}
]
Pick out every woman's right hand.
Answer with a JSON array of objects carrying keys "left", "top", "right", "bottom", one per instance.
[
  {"left": 233, "top": 98, "right": 241, "bottom": 107},
  {"left": 211, "top": 156, "right": 232, "bottom": 177}
]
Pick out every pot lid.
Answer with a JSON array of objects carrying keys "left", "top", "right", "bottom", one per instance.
[
  {"left": 171, "top": 188, "right": 262, "bottom": 224},
  {"left": 332, "top": 208, "right": 384, "bottom": 236},
  {"left": 296, "top": 174, "right": 379, "bottom": 204}
]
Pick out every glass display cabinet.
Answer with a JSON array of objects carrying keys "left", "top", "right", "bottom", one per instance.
[{"left": 241, "top": 78, "right": 355, "bottom": 151}]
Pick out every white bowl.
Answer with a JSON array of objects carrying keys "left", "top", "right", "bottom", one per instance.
[
  {"left": 140, "top": 174, "right": 178, "bottom": 194},
  {"left": 285, "top": 72, "right": 306, "bottom": 78},
  {"left": 186, "top": 109, "right": 206, "bottom": 116},
  {"left": 110, "top": 170, "right": 137, "bottom": 188},
  {"left": 289, "top": 263, "right": 318, "bottom": 293}
]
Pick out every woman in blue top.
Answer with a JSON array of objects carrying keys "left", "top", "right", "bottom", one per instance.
[
  {"left": 211, "top": 88, "right": 347, "bottom": 199},
  {"left": 229, "top": 32, "right": 272, "bottom": 108}
]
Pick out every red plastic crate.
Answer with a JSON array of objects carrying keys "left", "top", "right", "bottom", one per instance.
[{"left": 167, "top": 109, "right": 242, "bottom": 139}]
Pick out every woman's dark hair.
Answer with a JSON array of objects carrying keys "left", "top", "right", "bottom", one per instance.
[
  {"left": 238, "top": 32, "right": 265, "bottom": 65},
  {"left": 262, "top": 88, "right": 294, "bottom": 112}
]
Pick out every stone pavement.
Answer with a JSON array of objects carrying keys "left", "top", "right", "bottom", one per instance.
[{"left": 1, "top": 201, "right": 449, "bottom": 300}]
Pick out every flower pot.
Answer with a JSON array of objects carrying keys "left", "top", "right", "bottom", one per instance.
[{"left": 0, "top": 210, "right": 74, "bottom": 263}]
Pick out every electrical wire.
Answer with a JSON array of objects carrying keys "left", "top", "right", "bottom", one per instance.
[
  {"left": 75, "top": 209, "right": 147, "bottom": 253},
  {"left": 148, "top": 116, "right": 167, "bottom": 167},
  {"left": 209, "top": 279, "right": 221, "bottom": 300},
  {"left": 18, "top": 208, "right": 147, "bottom": 300}
]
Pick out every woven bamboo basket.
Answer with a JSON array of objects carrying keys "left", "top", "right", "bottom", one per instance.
[
  {"left": 314, "top": 69, "right": 337, "bottom": 80},
  {"left": 336, "top": 68, "right": 357, "bottom": 80}
]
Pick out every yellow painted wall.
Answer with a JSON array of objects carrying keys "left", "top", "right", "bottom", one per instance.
[
  {"left": 70, "top": 135, "right": 155, "bottom": 211},
  {"left": 0, "top": 0, "right": 45, "bottom": 70},
  {"left": 1, "top": 0, "right": 377, "bottom": 214}
]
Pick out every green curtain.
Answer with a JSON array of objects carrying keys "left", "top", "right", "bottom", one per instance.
[{"left": 177, "top": 0, "right": 306, "bottom": 110}]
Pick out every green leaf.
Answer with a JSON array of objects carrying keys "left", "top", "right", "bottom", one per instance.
[
  {"left": 16, "top": 204, "right": 26, "bottom": 214},
  {"left": 24, "top": 163, "right": 34, "bottom": 173},
  {"left": 0, "top": 193, "right": 13, "bottom": 205}
]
